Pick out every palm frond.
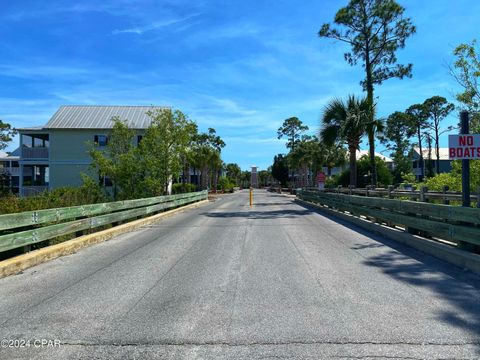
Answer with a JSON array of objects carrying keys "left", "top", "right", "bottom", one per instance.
[
  {"left": 320, "top": 124, "right": 340, "bottom": 146},
  {"left": 321, "top": 98, "right": 347, "bottom": 126}
]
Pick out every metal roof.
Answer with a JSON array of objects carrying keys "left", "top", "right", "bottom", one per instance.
[
  {"left": 16, "top": 126, "right": 45, "bottom": 131},
  {"left": 0, "top": 150, "right": 19, "bottom": 160},
  {"left": 44, "top": 105, "right": 167, "bottom": 129},
  {"left": 356, "top": 150, "right": 393, "bottom": 163},
  {"left": 413, "top": 147, "right": 451, "bottom": 160}
]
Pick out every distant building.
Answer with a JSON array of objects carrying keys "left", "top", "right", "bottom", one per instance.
[
  {"left": 17, "top": 105, "right": 166, "bottom": 196},
  {"left": 323, "top": 150, "right": 394, "bottom": 176},
  {"left": 356, "top": 150, "right": 394, "bottom": 170},
  {"left": 251, "top": 166, "right": 258, "bottom": 188},
  {"left": 411, "top": 147, "right": 451, "bottom": 180},
  {"left": 0, "top": 149, "right": 20, "bottom": 194}
]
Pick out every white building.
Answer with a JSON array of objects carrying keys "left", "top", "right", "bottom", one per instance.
[{"left": 323, "top": 150, "right": 394, "bottom": 176}]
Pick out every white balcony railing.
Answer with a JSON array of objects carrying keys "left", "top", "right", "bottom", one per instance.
[{"left": 21, "top": 147, "right": 49, "bottom": 159}]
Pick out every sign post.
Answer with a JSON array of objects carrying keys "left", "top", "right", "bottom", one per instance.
[
  {"left": 448, "top": 111, "right": 476, "bottom": 207},
  {"left": 461, "top": 111, "right": 470, "bottom": 207},
  {"left": 317, "top": 172, "right": 326, "bottom": 190}
]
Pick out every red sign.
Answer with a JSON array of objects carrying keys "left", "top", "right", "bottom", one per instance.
[
  {"left": 449, "top": 134, "right": 480, "bottom": 159},
  {"left": 316, "top": 172, "right": 326, "bottom": 183}
]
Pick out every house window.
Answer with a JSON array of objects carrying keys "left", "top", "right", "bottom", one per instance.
[
  {"left": 94, "top": 135, "right": 109, "bottom": 147},
  {"left": 22, "top": 165, "right": 49, "bottom": 186},
  {"left": 137, "top": 135, "right": 143, "bottom": 146},
  {"left": 99, "top": 175, "right": 112, "bottom": 187}
]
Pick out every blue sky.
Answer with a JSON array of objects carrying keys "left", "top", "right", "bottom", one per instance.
[{"left": 1, "top": 0, "right": 479, "bottom": 170}]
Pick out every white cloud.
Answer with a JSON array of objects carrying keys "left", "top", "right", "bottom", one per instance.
[
  {"left": 202, "top": 97, "right": 258, "bottom": 117},
  {"left": 112, "top": 13, "right": 201, "bottom": 35}
]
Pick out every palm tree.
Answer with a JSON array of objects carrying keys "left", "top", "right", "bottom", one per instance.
[
  {"left": 209, "top": 151, "right": 223, "bottom": 192},
  {"left": 320, "top": 95, "right": 371, "bottom": 187},
  {"left": 225, "top": 163, "right": 242, "bottom": 186},
  {"left": 288, "top": 135, "right": 320, "bottom": 187}
]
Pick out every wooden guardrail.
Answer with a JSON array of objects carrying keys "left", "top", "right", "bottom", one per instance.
[
  {"left": 297, "top": 190, "right": 480, "bottom": 251},
  {"left": 305, "top": 186, "right": 480, "bottom": 207},
  {"left": 0, "top": 191, "right": 207, "bottom": 254}
]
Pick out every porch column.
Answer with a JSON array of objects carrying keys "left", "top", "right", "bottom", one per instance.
[{"left": 19, "top": 163, "right": 23, "bottom": 197}]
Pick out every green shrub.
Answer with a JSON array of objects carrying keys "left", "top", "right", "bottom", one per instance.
[
  {"left": 421, "top": 160, "right": 480, "bottom": 193},
  {"left": 335, "top": 155, "right": 393, "bottom": 188},
  {"left": 325, "top": 175, "right": 338, "bottom": 188},
  {"left": 0, "top": 175, "right": 108, "bottom": 215},
  {"left": 217, "top": 177, "right": 235, "bottom": 192},
  {"left": 400, "top": 172, "right": 416, "bottom": 185},
  {"left": 172, "top": 183, "right": 197, "bottom": 194},
  {"left": 423, "top": 173, "right": 460, "bottom": 192}
]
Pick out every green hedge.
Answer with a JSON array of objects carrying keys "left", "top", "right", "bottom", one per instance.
[
  {"left": 217, "top": 177, "right": 235, "bottom": 192},
  {"left": 0, "top": 177, "right": 108, "bottom": 215},
  {"left": 172, "top": 183, "right": 197, "bottom": 194}
]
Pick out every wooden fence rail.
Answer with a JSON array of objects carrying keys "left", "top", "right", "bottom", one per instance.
[
  {"left": 305, "top": 186, "right": 480, "bottom": 207},
  {"left": 297, "top": 190, "right": 480, "bottom": 251},
  {"left": 0, "top": 191, "right": 207, "bottom": 254}
]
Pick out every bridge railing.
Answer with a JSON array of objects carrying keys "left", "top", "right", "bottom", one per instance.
[
  {"left": 0, "top": 191, "right": 208, "bottom": 254},
  {"left": 297, "top": 190, "right": 480, "bottom": 251},
  {"left": 304, "top": 186, "right": 480, "bottom": 207}
]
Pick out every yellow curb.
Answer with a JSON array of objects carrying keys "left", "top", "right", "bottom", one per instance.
[{"left": 0, "top": 199, "right": 209, "bottom": 279}]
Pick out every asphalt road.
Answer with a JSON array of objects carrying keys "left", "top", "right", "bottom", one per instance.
[{"left": 1, "top": 190, "right": 480, "bottom": 359}]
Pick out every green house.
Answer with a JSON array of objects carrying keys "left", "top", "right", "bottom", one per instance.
[{"left": 18, "top": 105, "right": 163, "bottom": 196}]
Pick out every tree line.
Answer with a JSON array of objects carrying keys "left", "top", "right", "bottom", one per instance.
[
  {"left": 271, "top": 0, "right": 480, "bottom": 192},
  {"left": 0, "top": 108, "right": 247, "bottom": 203},
  {"left": 89, "top": 108, "right": 240, "bottom": 200}
]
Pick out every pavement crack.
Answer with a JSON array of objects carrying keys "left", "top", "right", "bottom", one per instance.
[{"left": 57, "top": 339, "right": 480, "bottom": 347}]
